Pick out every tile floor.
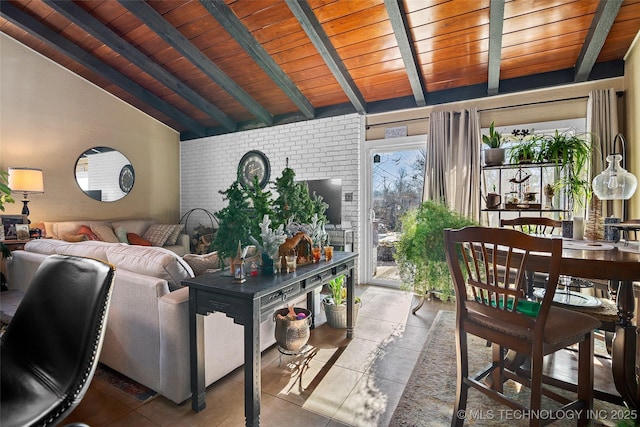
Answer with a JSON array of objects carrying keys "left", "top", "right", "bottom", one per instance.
[{"left": 65, "top": 285, "right": 449, "bottom": 426}]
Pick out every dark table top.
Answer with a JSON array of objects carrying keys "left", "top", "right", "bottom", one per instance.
[{"left": 182, "top": 251, "right": 357, "bottom": 300}]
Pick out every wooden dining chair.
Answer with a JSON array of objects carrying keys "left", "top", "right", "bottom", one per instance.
[
  {"left": 444, "top": 226, "right": 601, "bottom": 427},
  {"left": 500, "top": 217, "right": 563, "bottom": 294}
]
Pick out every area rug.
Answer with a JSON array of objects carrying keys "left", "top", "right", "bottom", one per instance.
[
  {"left": 93, "top": 364, "right": 157, "bottom": 403},
  {"left": 390, "top": 310, "right": 627, "bottom": 427}
]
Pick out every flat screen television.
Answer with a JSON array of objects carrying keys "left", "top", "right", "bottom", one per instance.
[{"left": 303, "top": 179, "right": 342, "bottom": 226}]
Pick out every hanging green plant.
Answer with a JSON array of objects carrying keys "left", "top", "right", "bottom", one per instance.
[
  {"left": 543, "top": 130, "right": 593, "bottom": 212},
  {"left": 395, "top": 200, "right": 477, "bottom": 300}
]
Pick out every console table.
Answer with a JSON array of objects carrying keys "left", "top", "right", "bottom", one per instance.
[{"left": 184, "top": 251, "right": 358, "bottom": 427}]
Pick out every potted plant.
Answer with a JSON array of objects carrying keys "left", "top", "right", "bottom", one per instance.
[
  {"left": 508, "top": 136, "right": 542, "bottom": 164},
  {"left": 1, "top": 170, "right": 15, "bottom": 290},
  {"left": 1, "top": 170, "right": 15, "bottom": 257},
  {"left": 482, "top": 121, "right": 505, "bottom": 166},
  {"left": 543, "top": 130, "right": 593, "bottom": 214},
  {"left": 321, "top": 274, "right": 361, "bottom": 328},
  {"left": 395, "top": 200, "right": 476, "bottom": 304}
]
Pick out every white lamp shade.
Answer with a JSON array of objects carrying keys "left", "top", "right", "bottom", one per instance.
[
  {"left": 591, "top": 154, "right": 637, "bottom": 200},
  {"left": 8, "top": 167, "right": 44, "bottom": 194}
]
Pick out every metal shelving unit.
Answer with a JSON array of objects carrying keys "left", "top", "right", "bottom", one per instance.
[{"left": 481, "top": 162, "right": 569, "bottom": 227}]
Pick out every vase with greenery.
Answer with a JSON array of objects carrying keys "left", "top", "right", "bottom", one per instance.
[
  {"left": 395, "top": 200, "right": 477, "bottom": 303},
  {"left": 249, "top": 215, "right": 286, "bottom": 275},
  {"left": 482, "top": 121, "right": 505, "bottom": 166},
  {"left": 321, "top": 274, "right": 361, "bottom": 328}
]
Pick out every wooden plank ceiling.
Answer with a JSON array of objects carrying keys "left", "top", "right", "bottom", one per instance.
[{"left": 1, "top": 0, "right": 639, "bottom": 140}]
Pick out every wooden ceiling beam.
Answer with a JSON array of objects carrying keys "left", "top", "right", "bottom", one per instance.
[
  {"left": 199, "top": 0, "right": 315, "bottom": 119},
  {"left": 574, "top": 0, "right": 622, "bottom": 82},
  {"left": 118, "top": 0, "right": 274, "bottom": 126},
  {"left": 0, "top": 1, "right": 207, "bottom": 137},
  {"left": 285, "top": 0, "right": 367, "bottom": 114},
  {"left": 487, "top": 0, "right": 505, "bottom": 96},
  {"left": 384, "top": 0, "right": 425, "bottom": 107},
  {"left": 45, "top": 0, "right": 236, "bottom": 132}
]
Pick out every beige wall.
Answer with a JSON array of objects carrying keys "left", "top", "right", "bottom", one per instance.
[
  {"left": 625, "top": 31, "right": 640, "bottom": 219},
  {"left": 0, "top": 34, "right": 181, "bottom": 226}
]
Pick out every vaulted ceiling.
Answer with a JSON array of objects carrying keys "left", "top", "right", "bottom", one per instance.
[{"left": 1, "top": 0, "right": 639, "bottom": 140}]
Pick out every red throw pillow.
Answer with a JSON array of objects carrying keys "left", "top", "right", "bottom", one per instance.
[
  {"left": 127, "top": 233, "right": 151, "bottom": 246},
  {"left": 78, "top": 225, "right": 99, "bottom": 240}
]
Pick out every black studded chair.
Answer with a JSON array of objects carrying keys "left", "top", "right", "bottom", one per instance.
[{"left": 1, "top": 254, "right": 115, "bottom": 427}]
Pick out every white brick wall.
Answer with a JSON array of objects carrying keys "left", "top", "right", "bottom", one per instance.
[{"left": 180, "top": 113, "right": 361, "bottom": 258}]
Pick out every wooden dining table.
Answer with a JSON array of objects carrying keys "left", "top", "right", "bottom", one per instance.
[{"left": 525, "top": 238, "right": 640, "bottom": 410}]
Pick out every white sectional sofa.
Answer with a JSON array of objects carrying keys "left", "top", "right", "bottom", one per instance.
[
  {"left": 6, "top": 237, "right": 306, "bottom": 404},
  {"left": 42, "top": 219, "right": 191, "bottom": 256}
]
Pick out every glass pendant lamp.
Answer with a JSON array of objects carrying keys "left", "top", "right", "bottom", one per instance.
[{"left": 592, "top": 134, "right": 637, "bottom": 200}]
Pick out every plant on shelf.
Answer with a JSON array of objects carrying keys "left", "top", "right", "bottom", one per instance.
[
  {"left": 508, "top": 135, "right": 543, "bottom": 164},
  {"left": 482, "top": 121, "right": 505, "bottom": 166},
  {"left": 321, "top": 274, "right": 361, "bottom": 328},
  {"left": 395, "top": 200, "right": 477, "bottom": 303},
  {"left": 543, "top": 130, "right": 593, "bottom": 213}
]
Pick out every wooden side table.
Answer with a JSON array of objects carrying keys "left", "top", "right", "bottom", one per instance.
[
  {"left": 1, "top": 239, "right": 31, "bottom": 290},
  {"left": 1, "top": 239, "right": 31, "bottom": 252}
]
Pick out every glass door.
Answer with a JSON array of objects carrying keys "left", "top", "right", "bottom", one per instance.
[{"left": 361, "top": 136, "right": 426, "bottom": 287}]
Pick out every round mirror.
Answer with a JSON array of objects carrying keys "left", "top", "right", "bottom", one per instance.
[{"left": 75, "top": 147, "right": 134, "bottom": 202}]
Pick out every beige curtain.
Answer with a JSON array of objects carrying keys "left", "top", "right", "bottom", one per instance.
[
  {"left": 587, "top": 88, "right": 618, "bottom": 177},
  {"left": 587, "top": 88, "right": 619, "bottom": 217},
  {"left": 423, "top": 108, "right": 481, "bottom": 219}
]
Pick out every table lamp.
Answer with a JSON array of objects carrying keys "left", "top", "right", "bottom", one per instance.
[
  {"left": 592, "top": 134, "right": 637, "bottom": 200},
  {"left": 8, "top": 167, "right": 44, "bottom": 219}
]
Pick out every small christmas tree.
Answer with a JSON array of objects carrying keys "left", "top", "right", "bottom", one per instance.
[
  {"left": 246, "top": 175, "right": 275, "bottom": 244},
  {"left": 249, "top": 215, "right": 286, "bottom": 262},
  {"left": 272, "top": 161, "right": 327, "bottom": 228},
  {"left": 211, "top": 180, "right": 253, "bottom": 260}
]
